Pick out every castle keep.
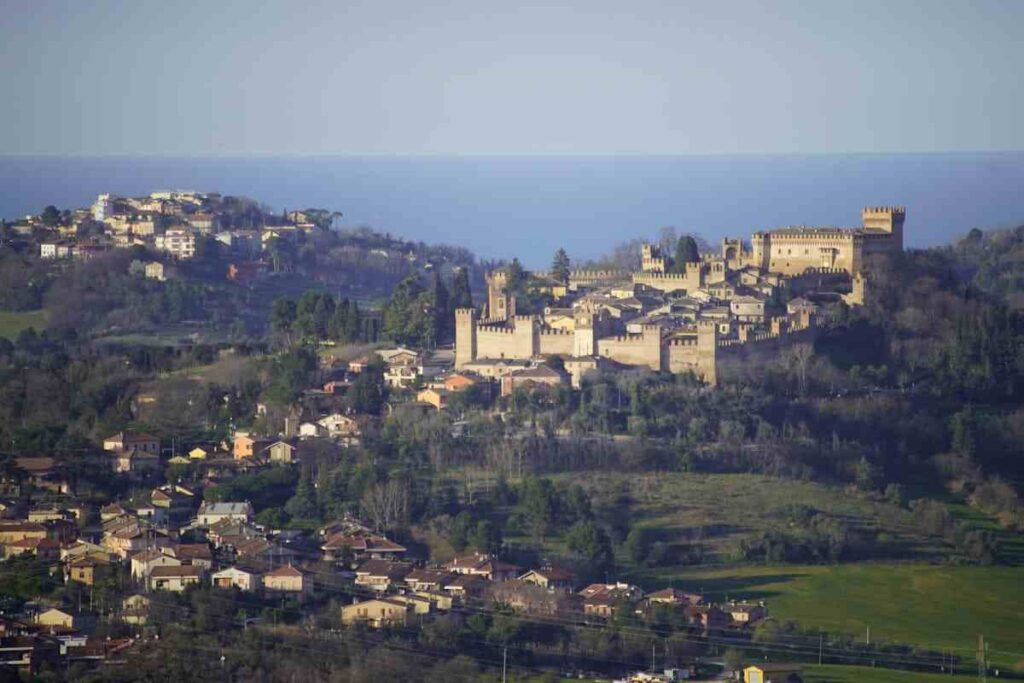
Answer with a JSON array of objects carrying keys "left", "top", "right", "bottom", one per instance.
[{"left": 456, "top": 206, "right": 904, "bottom": 386}]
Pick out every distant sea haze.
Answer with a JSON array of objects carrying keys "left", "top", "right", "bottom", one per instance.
[{"left": 2, "top": 153, "right": 1022, "bottom": 268}]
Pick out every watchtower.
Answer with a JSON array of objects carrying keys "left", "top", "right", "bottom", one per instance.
[
  {"left": 485, "top": 271, "right": 514, "bottom": 320},
  {"left": 696, "top": 319, "right": 718, "bottom": 386},
  {"left": 721, "top": 238, "right": 743, "bottom": 263},
  {"left": 454, "top": 308, "right": 477, "bottom": 368},
  {"left": 862, "top": 206, "right": 905, "bottom": 251},
  {"left": 641, "top": 244, "right": 667, "bottom": 273}
]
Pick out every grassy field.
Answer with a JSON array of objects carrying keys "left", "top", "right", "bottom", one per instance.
[
  {"left": 803, "top": 664, "right": 977, "bottom": 681},
  {"left": 549, "top": 471, "right": 946, "bottom": 563},
  {"left": 642, "top": 563, "right": 1024, "bottom": 669},
  {"left": 520, "top": 472, "right": 1024, "bottom": 669},
  {"left": 0, "top": 309, "right": 48, "bottom": 339}
]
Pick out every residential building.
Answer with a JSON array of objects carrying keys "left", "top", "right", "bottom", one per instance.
[
  {"left": 148, "top": 565, "right": 204, "bottom": 592},
  {"left": 316, "top": 414, "right": 362, "bottom": 439},
  {"left": 263, "top": 565, "right": 312, "bottom": 598},
  {"left": 103, "top": 432, "right": 159, "bottom": 455},
  {"left": 65, "top": 557, "right": 111, "bottom": 587},
  {"left": 743, "top": 663, "right": 803, "bottom": 683},
  {"left": 518, "top": 566, "right": 576, "bottom": 593},
  {"left": 340, "top": 598, "right": 410, "bottom": 628},
  {"left": 447, "top": 553, "right": 520, "bottom": 582},
  {"left": 143, "top": 262, "right": 167, "bottom": 281},
  {"left": 233, "top": 434, "right": 270, "bottom": 460},
  {"left": 354, "top": 560, "right": 412, "bottom": 592},
  {"left": 212, "top": 566, "right": 262, "bottom": 592},
  {"left": 416, "top": 388, "right": 448, "bottom": 410},
  {"left": 403, "top": 568, "right": 452, "bottom": 593},
  {"left": 155, "top": 228, "right": 196, "bottom": 259},
  {"left": 322, "top": 534, "right": 406, "bottom": 563},
  {"left": 122, "top": 595, "right": 150, "bottom": 625},
  {"left": 129, "top": 548, "right": 181, "bottom": 579},
  {"left": 500, "top": 365, "right": 568, "bottom": 397},
  {"left": 35, "top": 608, "right": 76, "bottom": 630},
  {"left": 262, "top": 441, "right": 297, "bottom": 464},
  {"left": 196, "top": 502, "right": 253, "bottom": 527}
]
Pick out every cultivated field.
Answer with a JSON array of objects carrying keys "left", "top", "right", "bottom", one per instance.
[{"left": 0, "top": 309, "right": 48, "bottom": 339}]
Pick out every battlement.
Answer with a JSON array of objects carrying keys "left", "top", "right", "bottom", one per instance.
[
  {"left": 863, "top": 205, "right": 906, "bottom": 215},
  {"left": 478, "top": 325, "right": 516, "bottom": 335},
  {"left": 569, "top": 269, "right": 629, "bottom": 281},
  {"left": 602, "top": 333, "right": 650, "bottom": 344},
  {"left": 633, "top": 272, "right": 689, "bottom": 282},
  {"left": 667, "top": 337, "right": 698, "bottom": 347},
  {"left": 538, "top": 328, "right": 573, "bottom": 336}
]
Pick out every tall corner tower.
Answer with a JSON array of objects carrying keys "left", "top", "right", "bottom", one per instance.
[
  {"left": 862, "top": 206, "right": 906, "bottom": 252},
  {"left": 454, "top": 308, "right": 477, "bottom": 368}
]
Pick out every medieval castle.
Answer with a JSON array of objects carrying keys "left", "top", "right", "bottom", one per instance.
[{"left": 456, "top": 206, "right": 904, "bottom": 386}]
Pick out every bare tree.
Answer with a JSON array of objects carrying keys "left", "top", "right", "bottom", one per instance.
[
  {"left": 360, "top": 480, "right": 409, "bottom": 533},
  {"left": 788, "top": 343, "right": 815, "bottom": 396}
]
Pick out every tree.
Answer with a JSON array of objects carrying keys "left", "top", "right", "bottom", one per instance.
[
  {"left": 451, "top": 267, "right": 473, "bottom": 309},
  {"left": 624, "top": 526, "right": 652, "bottom": 565},
  {"left": 468, "top": 520, "right": 502, "bottom": 554},
  {"left": 551, "top": 248, "right": 571, "bottom": 284},
  {"left": 788, "top": 343, "right": 815, "bottom": 396},
  {"left": 361, "top": 480, "right": 410, "bottom": 532},
  {"left": 349, "top": 358, "right": 386, "bottom": 414},
  {"left": 518, "top": 477, "right": 558, "bottom": 540},
  {"left": 565, "top": 520, "right": 614, "bottom": 573},
  {"left": 382, "top": 275, "right": 432, "bottom": 346},
  {"left": 285, "top": 468, "right": 318, "bottom": 519},
  {"left": 270, "top": 298, "right": 297, "bottom": 345},
  {"left": 40, "top": 205, "right": 61, "bottom": 227},
  {"left": 431, "top": 271, "right": 452, "bottom": 342},
  {"left": 671, "top": 235, "right": 700, "bottom": 272}
]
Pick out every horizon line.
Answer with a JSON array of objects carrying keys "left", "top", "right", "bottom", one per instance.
[{"left": 2, "top": 150, "right": 1024, "bottom": 160}]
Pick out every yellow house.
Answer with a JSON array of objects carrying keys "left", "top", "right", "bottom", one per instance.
[
  {"left": 416, "top": 388, "right": 448, "bottom": 411},
  {"left": 122, "top": 594, "right": 150, "bottom": 625},
  {"left": 341, "top": 598, "right": 410, "bottom": 628},
  {"left": 264, "top": 565, "right": 311, "bottom": 597},
  {"left": 188, "top": 447, "right": 210, "bottom": 460},
  {"left": 743, "top": 663, "right": 803, "bottom": 683},
  {"left": 36, "top": 607, "right": 75, "bottom": 629}
]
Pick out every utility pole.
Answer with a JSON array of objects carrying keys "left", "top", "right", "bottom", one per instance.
[
  {"left": 818, "top": 632, "right": 823, "bottom": 665},
  {"left": 977, "top": 634, "right": 986, "bottom": 683},
  {"left": 502, "top": 646, "right": 507, "bottom": 683},
  {"left": 652, "top": 642, "right": 656, "bottom": 672},
  {"left": 865, "top": 625, "right": 870, "bottom": 646}
]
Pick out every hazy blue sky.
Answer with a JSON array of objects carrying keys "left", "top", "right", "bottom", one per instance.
[{"left": 1, "top": 0, "right": 1021, "bottom": 155}]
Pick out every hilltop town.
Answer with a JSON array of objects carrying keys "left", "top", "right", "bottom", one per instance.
[
  {"left": 0, "top": 192, "right": 1022, "bottom": 682},
  {"left": 455, "top": 206, "right": 901, "bottom": 388}
]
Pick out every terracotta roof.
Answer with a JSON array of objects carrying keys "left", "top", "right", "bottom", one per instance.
[
  {"left": 356, "top": 559, "right": 412, "bottom": 580},
  {"left": 522, "top": 566, "right": 575, "bottom": 582},
  {"left": 105, "top": 431, "right": 158, "bottom": 443},
  {"left": 171, "top": 543, "right": 212, "bottom": 561},
  {"left": 265, "top": 565, "right": 305, "bottom": 578},
  {"left": 149, "top": 565, "right": 203, "bottom": 578}
]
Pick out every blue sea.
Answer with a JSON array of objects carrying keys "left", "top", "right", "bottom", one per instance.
[{"left": 1, "top": 154, "right": 1022, "bottom": 267}]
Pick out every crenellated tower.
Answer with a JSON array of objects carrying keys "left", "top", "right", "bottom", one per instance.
[
  {"left": 862, "top": 206, "right": 905, "bottom": 252},
  {"left": 454, "top": 308, "right": 477, "bottom": 368}
]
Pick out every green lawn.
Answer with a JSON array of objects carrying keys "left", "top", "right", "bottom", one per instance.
[
  {"left": 803, "top": 664, "right": 977, "bottom": 682},
  {"left": 0, "top": 309, "right": 48, "bottom": 339},
  {"left": 651, "top": 563, "right": 1024, "bottom": 669}
]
